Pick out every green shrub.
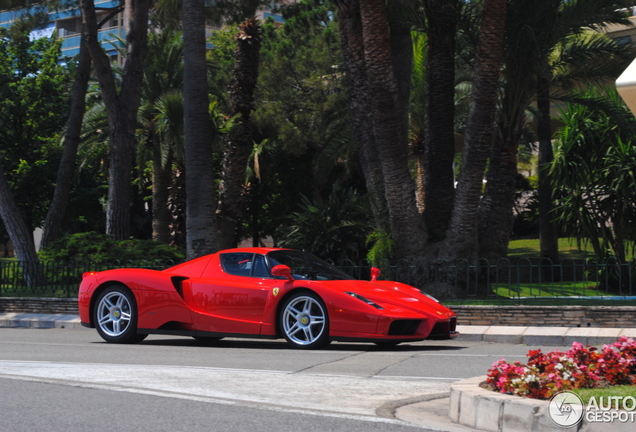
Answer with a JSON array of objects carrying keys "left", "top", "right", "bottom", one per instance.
[{"left": 38, "top": 232, "right": 185, "bottom": 263}]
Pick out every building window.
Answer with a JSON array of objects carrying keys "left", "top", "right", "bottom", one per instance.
[{"left": 613, "top": 36, "right": 632, "bottom": 47}]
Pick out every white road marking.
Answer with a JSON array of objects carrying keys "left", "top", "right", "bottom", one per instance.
[{"left": 0, "top": 360, "right": 450, "bottom": 419}]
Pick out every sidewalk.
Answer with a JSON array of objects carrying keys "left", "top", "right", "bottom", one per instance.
[
  {"left": 0, "top": 312, "right": 82, "bottom": 329},
  {"left": 456, "top": 324, "right": 636, "bottom": 346}
]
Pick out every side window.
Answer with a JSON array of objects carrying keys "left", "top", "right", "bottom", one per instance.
[
  {"left": 252, "top": 254, "right": 270, "bottom": 278},
  {"left": 220, "top": 253, "right": 271, "bottom": 278},
  {"left": 220, "top": 253, "right": 254, "bottom": 277}
]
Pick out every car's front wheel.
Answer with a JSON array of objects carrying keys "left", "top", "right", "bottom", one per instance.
[
  {"left": 280, "top": 291, "right": 329, "bottom": 349},
  {"left": 94, "top": 285, "right": 147, "bottom": 344}
]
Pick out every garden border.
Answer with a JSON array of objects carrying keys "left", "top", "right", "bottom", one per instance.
[{"left": 450, "top": 375, "right": 635, "bottom": 432}]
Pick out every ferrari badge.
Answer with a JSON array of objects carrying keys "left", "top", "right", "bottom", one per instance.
[{"left": 273, "top": 288, "right": 280, "bottom": 296}]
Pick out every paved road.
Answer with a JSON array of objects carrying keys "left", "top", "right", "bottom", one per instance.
[{"left": 0, "top": 328, "right": 571, "bottom": 431}]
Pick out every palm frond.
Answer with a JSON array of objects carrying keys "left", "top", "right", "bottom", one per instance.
[
  {"left": 559, "top": 0, "right": 633, "bottom": 34},
  {"left": 550, "top": 30, "right": 633, "bottom": 89},
  {"left": 155, "top": 89, "right": 185, "bottom": 166}
]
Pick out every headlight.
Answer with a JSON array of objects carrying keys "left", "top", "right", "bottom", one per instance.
[{"left": 344, "top": 292, "right": 384, "bottom": 310}]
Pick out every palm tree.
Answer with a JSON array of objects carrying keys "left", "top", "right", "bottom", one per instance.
[
  {"left": 137, "top": 31, "right": 184, "bottom": 244},
  {"left": 357, "top": 0, "right": 427, "bottom": 259},
  {"left": 151, "top": 90, "right": 184, "bottom": 244},
  {"left": 217, "top": 17, "right": 262, "bottom": 250},
  {"left": 79, "top": 0, "right": 151, "bottom": 240},
  {"left": 183, "top": 0, "right": 218, "bottom": 259},
  {"left": 335, "top": 0, "right": 389, "bottom": 235},
  {"left": 538, "top": 28, "right": 633, "bottom": 262},
  {"left": 551, "top": 89, "right": 636, "bottom": 261},
  {"left": 477, "top": 0, "right": 633, "bottom": 260},
  {"left": 441, "top": 0, "right": 507, "bottom": 264},
  {"left": 422, "top": 0, "right": 463, "bottom": 239}
]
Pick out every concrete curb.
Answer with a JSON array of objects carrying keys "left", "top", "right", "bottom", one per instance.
[
  {"left": 0, "top": 313, "right": 82, "bottom": 329},
  {"left": 448, "top": 376, "right": 635, "bottom": 432},
  {"left": 456, "top": 325, "right": 636, "bottom": 346}
]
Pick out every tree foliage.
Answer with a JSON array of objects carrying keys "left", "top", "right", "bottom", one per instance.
[
  {"left": 278, "top": 187, "right": 372, "bottom": 262},
  {"left": 551, "top": 88, "right": 636, "bottom": 261},
  {"left": 0, "top": 23, "right": 69, "bottom": 230},
  {"left": 0, "top": 26, "right": 70, "bottom": 230}
]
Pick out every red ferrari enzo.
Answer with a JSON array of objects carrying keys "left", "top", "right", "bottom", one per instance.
[{"left": 78, "top": 248, "right": 458, "bottom": 349}]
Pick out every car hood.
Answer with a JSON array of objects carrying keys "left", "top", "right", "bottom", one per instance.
[{"left": 304, "top": 279, "right": 455, "bottom": 317}]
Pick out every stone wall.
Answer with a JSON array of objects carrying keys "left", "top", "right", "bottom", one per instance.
[
  {"left": 0, "top": 297, "right": 78, "bottom": 314},
  {"left": 452, "top": 305, "right": 636, "bottom": 328}
]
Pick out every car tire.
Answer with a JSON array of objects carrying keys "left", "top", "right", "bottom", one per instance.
[
  {"left": 279, "top": 291, "right": 330, "bottom": 349},
  {"left": 94, "top": 285, "right": 147, "bottom": 344}
]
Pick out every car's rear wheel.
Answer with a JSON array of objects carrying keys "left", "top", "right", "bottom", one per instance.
[
  {"left": 280, "top": 291, "right": 329, "bottom": 349},
  {"left": 94, "top": 285, "right": 147, "bottom": 344}
]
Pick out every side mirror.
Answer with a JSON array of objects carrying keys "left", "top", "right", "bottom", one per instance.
[
  {"left": 271, "top": 264, "right": 293, "bottom": 281},
  {"left": 370, "top": 267, "right": 381, "bottom": 282}
]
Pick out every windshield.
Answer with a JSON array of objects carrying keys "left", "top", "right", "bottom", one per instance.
[{"left": 267, "top": 250, "right": 354, "bottom": 281}]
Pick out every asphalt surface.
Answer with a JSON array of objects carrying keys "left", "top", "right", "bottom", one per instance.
[{"left": 0, "top": 313, "right": 631, "bottom": 432}]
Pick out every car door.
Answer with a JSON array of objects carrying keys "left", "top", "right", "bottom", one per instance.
[{"left": 184, "top": 253, "right": 275, "bottom": 335}]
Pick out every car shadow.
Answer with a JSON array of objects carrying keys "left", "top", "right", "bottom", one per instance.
[{"left": 129, "top": 337, "right": 469, "bottom": 352}]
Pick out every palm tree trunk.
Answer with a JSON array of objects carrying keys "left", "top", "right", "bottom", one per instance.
[
  {"left": 443, "top": 0, "right": 507, "bottom": 264},
  {"left": 388, "top": 8, "right": 413, "bottom": 161},
  {"left": 217, "top": 18, "right": 262, "bottom": 250},
  {"left": 168, "top": 165, "right": 186, "bottom": 248},
  {"left": 537, "top": 76, "right": 559, "bottom": 263},
  {"left": 359, "top": 0, "right": 427, "bottom": 259},
  {"left": 336, "top": 0, "right": 389, "bottom": 232},
  {"left": 422, "top": 0, "right": 460, "bottom": 239},
  {"left": 477, "top": 132, "right": 519, "bottom": 258},
  {"left": 183, "top": 0, "right": 218, "bottom": 258},
  {"left": 40, "top": 35, "right": 91, "bottom": 249},
  {"left": 152, "top": 139, "right": 172, "bottom": 244}
]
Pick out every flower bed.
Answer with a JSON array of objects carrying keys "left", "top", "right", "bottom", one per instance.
[{"left": 485, "top": 336, "right": 636, "bottom": 399}]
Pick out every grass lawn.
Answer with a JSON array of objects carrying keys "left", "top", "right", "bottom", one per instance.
[
  {"left": 573, "top": 385, "right": 636, "bottom": 406},
  {"left": 459, "top": 237, "right": 636, "bottom": 305},
  {"left": 492, "top": 281, "right": 601, "bottom": 297},
  {"left": 508, "top": 238, "right": 597, "bottom": 260}
]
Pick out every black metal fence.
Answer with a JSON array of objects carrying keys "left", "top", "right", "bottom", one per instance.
[
  {"left": 335, "top": 257, "right": 636, "bottom": 301},
  {"left": 0, "top": 260, "right": 175, "bottom": 298},
  {"left": 1, "top": 258, "right": 635, "bottom": 301}
]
